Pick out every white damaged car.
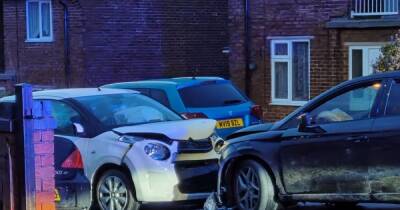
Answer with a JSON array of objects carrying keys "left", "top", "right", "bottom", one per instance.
[{"left": 1, "top": 88, "right": 222, "bottom": 210}]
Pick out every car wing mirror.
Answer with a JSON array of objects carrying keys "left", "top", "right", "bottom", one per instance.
[
  {"left": 73, "top": 123, "right": 86, "bottom": 136},
  {"left": 298, "top": 113, "right": 326, "bottom": 134}
]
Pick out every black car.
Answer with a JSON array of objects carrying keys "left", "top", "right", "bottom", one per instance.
[
  {"left": 55, "top": 136, "right": 91, "bottom": 210},
  {"left": 207, "top": 71, "right": 400, "bottom": 210}
]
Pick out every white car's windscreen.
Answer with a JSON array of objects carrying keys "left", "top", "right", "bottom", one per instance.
[{"left": 74, "top": 93, "right": 182, "bottom": 128}]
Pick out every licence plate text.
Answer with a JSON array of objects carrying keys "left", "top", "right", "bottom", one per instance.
[{"left": 216, "top": 118, "right": 244, "bottom": 129}]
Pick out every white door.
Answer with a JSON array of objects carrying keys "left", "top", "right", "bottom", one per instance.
[
  {"left": 349, "top": 45, "right": 382, "bottom": 79},
  {"left": 367, "top": 48, "right": 382, "bottom": 74},
  {"left": 348, "top": 45, "right": 382, "bottom": 110}
]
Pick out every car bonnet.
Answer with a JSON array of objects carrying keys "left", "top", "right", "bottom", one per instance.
[{"left": 112, "top": 119, "right": 217, "bottom": 140}]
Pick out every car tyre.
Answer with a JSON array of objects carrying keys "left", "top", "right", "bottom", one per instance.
[
  {"left": 95, "top": 169, "right": 140, "bottom": 210},
  {"left": 233, "top": 160, "right": 281, "bottom": 210}
]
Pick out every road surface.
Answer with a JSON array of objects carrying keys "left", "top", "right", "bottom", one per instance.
[{"left": 143, "top": 203, "right": 400, "bottom": 210}]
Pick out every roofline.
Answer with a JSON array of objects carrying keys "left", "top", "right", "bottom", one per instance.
[
  {"left": 171, "top": 76, "right": 225, "bottom": 80},
  {"left": 0, "top": 88, "right": 139, "bottom": 102},
  {"left": 102, "top": 76, "right": 227, "bottom": 87}
]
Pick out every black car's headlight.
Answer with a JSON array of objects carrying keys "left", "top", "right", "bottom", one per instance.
[
  {"left": 209, "top": 133, "right": 225, "bottom": 153},
  {"left": 214, "top": 139, "right": 226, "bottom": 154},
  {"left": 144, "top": 143, "right": 171, "bottom": 161}
]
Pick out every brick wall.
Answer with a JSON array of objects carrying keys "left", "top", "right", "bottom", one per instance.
[
  {"left": 2, "top": 0, "right": 229, "bottom": 89},
  {"left": 4, "top": 0, "right": 92, "bottom": 88},
  {"left": 228, "top": 0, "right": 398, "bottom": 122},
  {"left": 80, "top": 0, "right": 229, "bottom": 86},
  {"left": 34, "top": 130, "right": 55, "bottom": 210},
  {"left": 33, "top": 102, "right": 56, "bottom": 210}
]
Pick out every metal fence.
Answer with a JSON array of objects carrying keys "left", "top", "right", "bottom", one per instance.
[
  {"left": 352, "top": 0, "right": 399, "bottom": 16},
  {"left": 0, "top": 84, "right": 56, "bottom": 210}
]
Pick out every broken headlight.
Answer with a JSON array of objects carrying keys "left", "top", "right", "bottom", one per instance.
[{"left": 144, "top": 143, "right": 171, "bottom": 161}]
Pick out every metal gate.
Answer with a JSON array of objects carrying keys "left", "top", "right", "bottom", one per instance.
[{"left": 0, "top": 84, "right": 56, "bottom": 210}]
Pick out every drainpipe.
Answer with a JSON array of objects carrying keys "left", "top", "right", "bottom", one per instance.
[
  {"left": 59, "top": 0, "right": 71, "bottom": 87},
  {"left": 244, "top": 0, "right": 251, "bottom": 96},
  {"left": 0, "top": 1, "right": 5, "bottom": 72}
]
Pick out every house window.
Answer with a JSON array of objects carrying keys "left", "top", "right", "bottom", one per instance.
[
  {"left": 26, "top": 0, "right": 53, "bottom": 42},
  {"left": 349, "top": 45, "right": 382, "bottom": 79},
  {"left": 271, "top": 39, "right": 310, "bottom": 106}
]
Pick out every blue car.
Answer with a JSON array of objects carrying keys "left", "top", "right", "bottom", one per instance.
[{"left": 102, "top": 77, "right": 263, "bottom": 138}]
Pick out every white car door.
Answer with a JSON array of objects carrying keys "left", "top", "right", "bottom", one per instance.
[
  {"left": 49, "top": 100, "right": 131, "bottom": 182},
  {"left": 48, "top": 100, "right": 91, "bottom": 174}
]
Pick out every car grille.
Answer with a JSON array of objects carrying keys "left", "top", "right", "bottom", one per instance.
[{"left": 177, "top": 138, "right": 213, "bottom": 153}]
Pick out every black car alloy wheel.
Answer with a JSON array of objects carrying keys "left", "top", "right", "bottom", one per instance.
[
  {"left": 235, "top": 165, "right": 261, "bottom": 209},
  {"left": 233, "top": 160, "right": 279, "bottom": 210}
]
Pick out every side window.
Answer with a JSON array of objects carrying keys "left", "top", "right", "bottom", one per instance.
[
  {"left": 309, "top": 82, "right": 381, "bottom": 125},
  {"left": 50, "top": 101, "right": 82, "bottom": 136},
  {"left": 133, "top": 88, "right": 151, "bottom": 97},
  {"left": 150, "top": 89, "right": 170, "bottom": 108},
  {"left": 385, "top": 80, "right": 400, "bottom": 116},
  {"left": 133, "top": 88, "right": 170, "bottom": 108}
]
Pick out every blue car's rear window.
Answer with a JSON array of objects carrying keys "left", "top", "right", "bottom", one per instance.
[{"left": 178, "top": 82, "right": 247, "bottom": 108}]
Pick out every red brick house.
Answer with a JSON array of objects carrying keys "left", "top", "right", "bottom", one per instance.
[
  {"left": 0, "top": 0, "right": 229, "bottom": 94},
  {"left": 228, "top": 0, "right": 400, "bottom": 121}
]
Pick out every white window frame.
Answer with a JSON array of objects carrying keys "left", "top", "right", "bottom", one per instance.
[
  {"left": 270, "top": 38, "right": 311, "bottom": 106},
  {"left": 26, "top": 0, "right": 53, "bottom": 42},
  {"left": 348, "top": 44, "right": 383, "bottom": 79}
]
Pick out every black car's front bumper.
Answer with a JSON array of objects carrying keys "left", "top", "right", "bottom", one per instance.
[
  {"left": 174, "top": 159, "right": 219, "bottom": 194},
  {"left": 56, "top": 172, "right": 91, "bottom": 210}
]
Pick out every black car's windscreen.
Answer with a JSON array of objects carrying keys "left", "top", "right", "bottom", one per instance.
[
  {"left": 178, "top": 82, "right": 247, "bottom": 108},
  {"left": 74, "top": 93, "right": 181, "bottom": 128}
]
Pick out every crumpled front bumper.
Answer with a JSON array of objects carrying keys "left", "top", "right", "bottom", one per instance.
[{"left": 123, "top": 139, "right": 221, "bottom": 202}]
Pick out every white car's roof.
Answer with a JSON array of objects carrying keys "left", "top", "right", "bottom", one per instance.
[{"left": 0, "top": 88, "right": 138, "bottom": 102}]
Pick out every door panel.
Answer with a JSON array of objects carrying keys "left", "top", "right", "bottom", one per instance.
[
  {"left": 281, "top": 119, "right": 372, "bottom": 195},
  {"left": 369, "top": 116, "right": 400, "bottom": 201},
  {"left": 280, "top": 81, "right": 383, "bottom": 196},
  {"left": 369, "top": 80, "right": 400, "bottom": 202},
  {"left": 48, "top": 100, "right": 91, "bottom": 176}
]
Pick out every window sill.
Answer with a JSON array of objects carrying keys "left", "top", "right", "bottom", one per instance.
[
  {"left": 270, "top": 101, "right": 308, "bottom": 107},
  {"left": 0, "top": 72, "right": 16, "bottom": 81},
  {"left": 25, "top": 38, "right": 54, "bottom": 43}
]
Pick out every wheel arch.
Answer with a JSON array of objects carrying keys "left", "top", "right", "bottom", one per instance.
[
  {"left": 221, "top": 153, "right": 282, "bottom": 206},
  {"left": 91, "top": 163, "right": 137, "bottom": 201}
]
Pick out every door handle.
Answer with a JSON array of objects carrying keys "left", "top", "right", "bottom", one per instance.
[{"left": 346, "top": 136, "right": 369, "bottom": 143}]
